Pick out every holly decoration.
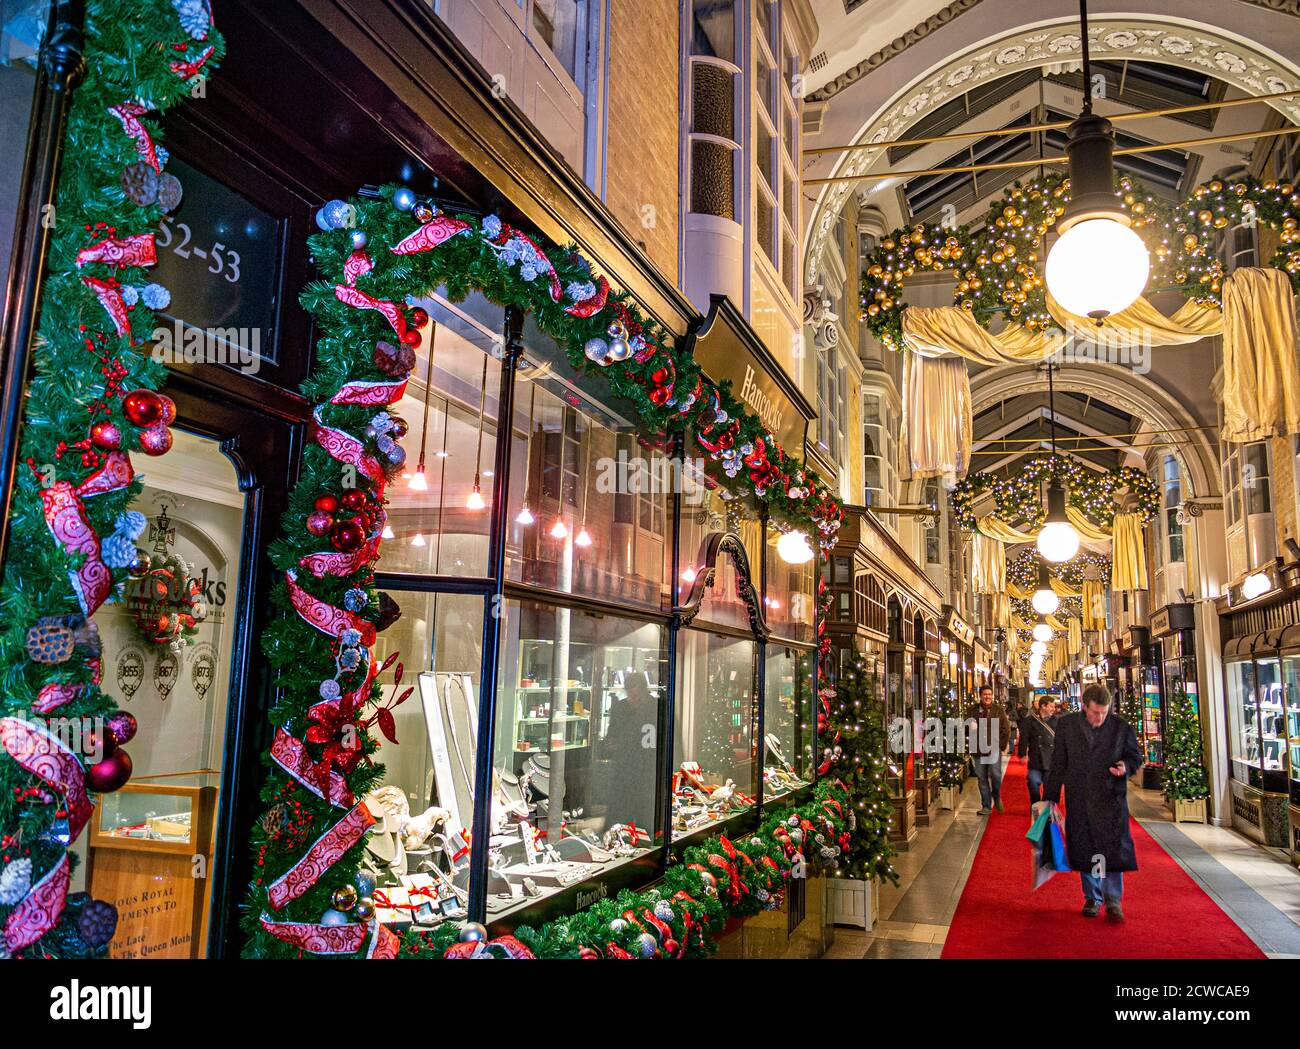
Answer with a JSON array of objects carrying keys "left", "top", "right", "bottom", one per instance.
[
  {"left": 862, "top": 171, "right": 1300, "bottom": 348},
  {"left": 0, "top": 0, "right": 222, "bottom": 959}
]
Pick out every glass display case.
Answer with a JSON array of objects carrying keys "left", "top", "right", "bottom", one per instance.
[
  {"left": 1282, "top": 652, "right": 1300, "bottom": 806},
  {"left": 1139, "top": 663, "right": 1163, "bottom": 789},
  {"left": 1226, "top": 652, "right": 1288, "bottom": 792},
  {"left": 764, "top": 645, "right": 813, "bottom": 799}
]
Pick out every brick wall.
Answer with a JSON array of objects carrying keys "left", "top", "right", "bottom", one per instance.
[{"left": 604, "top": 0, "right": 680, "bottom": 285}]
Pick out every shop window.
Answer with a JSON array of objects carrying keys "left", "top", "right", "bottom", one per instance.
[
  {"left": 505, "top": 318, "right": 668, "bottom": 610},
  {"left": 764, "top": 647, "right": 813, "bottom": 799},
  {"left": 529, "top": 0, "right": 588, "bottom": 87},
  {"left": 1222, "top": 439, "right": 1275, "bottom": 579},
  {"left": 83, "top": 430, "right": 247, "bottom": 958},
  {"left": 679, "top": 488, "right": 761, "bottom": 630},
  {"left": 1162, "top": 455, "right": 1184, "bottom": 564},
  {"left": 816, "top": 346, "right": 845, "bottom": 463},
  {"left": 377, "top": 291, "right": 505, "bottom": 577},
  {"left": 765, "top": 526, "right": 814, "bottom": 643},
  {"left": 674, "top": 628, "right": 758, "bottom": 838},
  {"left": 691, "top": 0, "right": 734, "bottom": 62},
  {"left": 923, "top": 480, "right": 942, "bottom": 565}
]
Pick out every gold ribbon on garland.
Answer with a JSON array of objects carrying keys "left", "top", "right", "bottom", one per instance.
[
  {"left": 1082, "top": 578, "right": 1107, "bottom": 631},
  {"left": 1111, "top": 513, "right": 1148, "bottom": 592}
]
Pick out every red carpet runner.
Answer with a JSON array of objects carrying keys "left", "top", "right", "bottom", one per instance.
[{"left": 941, "top": 755, "right": 1265, "bottom": 958}]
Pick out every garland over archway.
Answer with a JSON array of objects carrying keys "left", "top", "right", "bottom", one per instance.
[
  {"left": 241, "top": 186, "right": 856, "bottom": 960},
  {"left": 860, "top": 172, "right": 1300, "bottom": 348},
  {"left": 951, "top": 453, "right": 1158, "bottom": 533},
  {"left": 0, "top": 0, "right": 223, "bottom": 960}
]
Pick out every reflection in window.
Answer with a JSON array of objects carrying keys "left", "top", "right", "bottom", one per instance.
[
  {"left": 764, "top": 646, "right": 812, "bottom": 799},
  {"left": 673, "top": 629, "right": 757, "bottom": 838},
  {"left": 491, "top": 599, "right": 665, "bottom": 917}
]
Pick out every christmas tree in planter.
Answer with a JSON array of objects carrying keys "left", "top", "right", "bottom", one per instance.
[
  {"left": 822, "top": 659, "right": 898, "bottom": 885},
  {"left": 936, "top": 679, "right": 967, "bottom": 790},
  {"left": 1163, "top": 687, "right": 1209, "bottom": 821}
]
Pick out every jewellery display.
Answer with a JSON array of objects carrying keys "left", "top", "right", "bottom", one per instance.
[
  {"left": 671, "top": 761, "right": 755, "bottom": 837},
  {"left": 763, "top": 733, "right": 809, "bottom": 798}
]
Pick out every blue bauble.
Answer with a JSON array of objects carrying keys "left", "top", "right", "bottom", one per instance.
[
  {"left": 459, "top": 921, "right": 488, "bottom": 943},
  {"left": 635, "top": 932, "right": 658, "bottom": 958},
  {"left": 392, "top": 187, "right": 417, "bottom": 212},
  {"left": 653, "top": 900, "right": 675, "bottom": 923},
  {"left": 583, "top": 337, "right": 610, "bottom": 364},
  {"left": 608, "top": 918, "right": 628, "bottom": 935},
  {"left": 320, "top": 909, "right": 349, "bottom": 927},
  {"left": 350, "top": 229, "right": 369, "bottom": 250},
  {"left": 356, "top": 872, "right": 376, "bottom": 898},
  {"left": 317, "top": 199, "right": 350, "bottom": 230}
]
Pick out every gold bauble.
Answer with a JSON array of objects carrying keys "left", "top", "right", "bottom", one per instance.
[
  {"left": 1183, "top": 234, "right": 1198, "bottom": 250},
  {"left": 1209, "top": 180, "right": 1223, "bottom": 194},
  {"left": 1213, "top": 215, "right": 1228, "bottom": 229},
  {"left": 1197, "top": 210, "right": 1213, "bottom": 224},
  {"left": 332, "top": 885, "right": 359, "bottom": 911},
  {"left": 354, "top": 897, "right": 376, "bottom": 921},
  {"left": 867, "top": 304, "right": 880, "bottom": 316}
]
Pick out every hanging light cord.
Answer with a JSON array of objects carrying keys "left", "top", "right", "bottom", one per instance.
[
  {"left": 416, "top": 320, "right": 438, "bottom": 472},
  {"left": 472, "top": 353, "right": 489, "bottom": 488},
  {"left": 1079, "top": 0, "right": 1092, "bottom": 116},
  {"left": 524, "top": 381, "right": 536, "bottom": 503}
]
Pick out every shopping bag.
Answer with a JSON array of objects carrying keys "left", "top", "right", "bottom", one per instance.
[
  {"left": 1025, "top": 805, "right": 1051, "bottom": 845},
  {"left": 1048, "top": 820, "right": 1070, "bottom": 872}
]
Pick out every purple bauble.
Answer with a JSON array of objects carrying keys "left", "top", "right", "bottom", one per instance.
[
  {"left": 78, "top": 899, "right": 119, "bottom": 948},
  {"left": 106, "top": 711, "right": 138, "bottom": 746}
]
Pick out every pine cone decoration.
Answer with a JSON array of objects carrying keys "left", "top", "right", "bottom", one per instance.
[
  {"left": 0, "top": 858, "right": 32, "bottom": 905},
  {"left": 374, "top": 591, "right": 402, "bottom": 632},
  {"left": 77, "top": 898, "right": 119, "bottom": 949},
  {"left": 260, "top": 803, "right": 286, "bottom": 837},
  {"left": 25, "top": 617, "right": 76, "bottom": 664},
  {"left": 373, "top": 340, "right": 416, "bottom": 378},
  {"left": 120, "top": 161, "right": 159, "bottom": 207},
  {"left": 157, "top": 173, "right": 183, "bottom": 213}
]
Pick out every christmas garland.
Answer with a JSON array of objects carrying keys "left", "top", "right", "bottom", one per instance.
[
  {"left": 0, "top": 0, "right": 222, "bottom": 959},
  {"left": 860, "top": 171, "right": 1300, "bottom": 348},
  {"left": 951, "top": 453, "right": 1158, "bottom": 532},
  {"left": 240, "top": 184, "right": 846, "bottom": 959},
  {"left": 1006, "top": 548, "right": 1112, "bottom": 590}
]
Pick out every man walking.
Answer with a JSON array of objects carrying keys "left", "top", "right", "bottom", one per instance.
[
  {"left": 1019, "top": 695, "right": 1058, "bottom": 804},
  {"left": 969, "top": 685, "right": 1010, "bottom": 815},
  {"left": 1042, "top": 683, "right": 1141, "bottom": 921}
]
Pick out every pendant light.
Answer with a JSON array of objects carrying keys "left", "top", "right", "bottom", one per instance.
[
  {"left": 466, "top": 353, "right": 488, "bottom": 511},
  {"left": 574, "top": 422, "right": 592, "bottom": 547},
  {"left": 1031, "top": 639, "right": 1048, "bottom": 656},
  {"left": 515, "top": 382, "right": 537, "bottom": 526},
  {"left": 1032, "top": 619, "right": 1053, "bottom": 643},
  {"left": 1031, "top": 558, "right": 1060, "bottom": 615},
  {"left": 1043, "top": 0, "right": 1149, "bottom": 321},
  {"left": 776, "top": 529, "right": 815, "bottom": 565},
  {"left": 408, "top": 321, "right": 438, "bottom": 491},
  {"left": 1036, "top": 365, "right": 1080, "bottom": 563}
]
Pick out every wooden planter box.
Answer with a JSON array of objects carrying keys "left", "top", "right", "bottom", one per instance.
[
  {"left": 1169, "top": 797, "right": 1208, "bottom": 824},
  {"left": 830, "top": 877, "right": 879, "bottom": 930},
  {"left": 939, "top": 785, "right": 958, "bottom": 810}
]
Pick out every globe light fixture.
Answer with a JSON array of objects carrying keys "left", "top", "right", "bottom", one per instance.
[
  {"left": 1035, "top": 364, "right": 1080, "bottom": 563},
  {"left": 1031, "top": 559, "right": 1060, "bottom": 615},
  {"left": 1032, "top": 620, "right": 1053, "bottom": 643},
  {"left": 776, "top": 529, "right": 815, "bottom": 565},
  {"left": 1031, "top": 639, "right": 1048, "bottom": 656},
  {"left": 1242, "top": 571, "right": 1273, "bottom": 601},
  {"left": 1043, "top": 0, "right": 1149, "bottom": 322}
]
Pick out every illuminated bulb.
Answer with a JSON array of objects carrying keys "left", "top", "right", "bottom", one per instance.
[
  {"left": 515, "top": 505, "right": 535, "bottom": 526},
  {"left": 1032, "top": 621, "right": 1053, "bottom": 643},
  {"left": 1031, "top": 640, "right": 1047, "bottom": 656},
  {"left": 574, "top": 527, "right": 592, "bottom": 548},
  {"left": 408, "top": 466, "right": 428, "bottom": 491},
  {"left": 466, "top": 484, "right": 485, "bottom": 510},
  {"left": 550, "top": 519, "right": 568, "bottom": 539},
  {"left": 776, "top": 530, "right": 815, "bottom": 565},
  {"left": 1036, "top": 482, "right": 1079, "bottom": 563},
  {"left": 1031, "top": 587, "right": 1059, "bottom": 616},
  {"left": 1242, "top": 571, "right": 1272, "bottom": 601},
  {"left": 1045, "top": 219, "right": 1149, "bottom": 320},
  {"left": 948, "top": 651, "right": 958, "bottom": 666},
  {"left": 681, "top": 567, "right": 697, "bottom": 583},
  {"left": 381, "top": 524, "right": 394, "bottom": 540},
  {"left": 940, "top": 640, "right": 950, "bottom": 656},
  {"left": 411, "top": 532, "right": 426, "bottom": 547}
]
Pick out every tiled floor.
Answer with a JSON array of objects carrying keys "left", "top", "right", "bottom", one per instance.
[{"left": 824, "top": 768, "right": 1300, "bottom": 959}]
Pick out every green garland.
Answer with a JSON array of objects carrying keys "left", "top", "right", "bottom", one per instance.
[
  {"left": 239, "top": 185, "right": 846, "bottom": 959},
  {"left": 1006, "top": 548, "right": 1111, "bottom": 590},
  {"left": 860, "top": 172, "right": 1300, "bottom": 348},
  {"left": 951, "top": 452, "right": 1158, "bottom": 532},
  {"left": 0, "top": 0, "right": 222, "bottom": 958}
]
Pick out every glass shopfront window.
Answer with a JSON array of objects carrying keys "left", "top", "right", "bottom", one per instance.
[
  {"left": 765, "top": 528, "right": 814, "bottom": 642},
  {"left": 486, "top": 597, "right": 665, "bottom": 917},
  {"left": 378, "top": 292, "right": 505, "bottom": 576},
  {"left": 1227, "top": 654, "right": 1288, "bottom": 791},
  {"left": 764, "top": 645, "right": 813, "bottom": 799},
  {"left": 1282, "top": 652, "right": 1300, "bottom": 805},
  {"left": 505, "top": 319, "right": 668, "bottom": 611},
  {"left": 673, "top": 628, "right": 758, "bottom": 838}
]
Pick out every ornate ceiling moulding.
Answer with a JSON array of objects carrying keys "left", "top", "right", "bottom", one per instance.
[
  {"left": 1238, "top": 0, "right": 1300, "bottom": 16},
  {"left": 809, "top": 0, "right": 985, "bottom": 102},
  {"left": 803, "top": 18, "right": 1300, "bottom": 286}
]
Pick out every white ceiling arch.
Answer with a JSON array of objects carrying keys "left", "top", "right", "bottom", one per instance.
[
  {"left": 968, "top": 363, "right": 1220, "bottom": 500},
  {"left": 803, "top": 13, "right": 1300, "bottom": 288}
]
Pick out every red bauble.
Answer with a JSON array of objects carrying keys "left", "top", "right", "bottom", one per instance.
[
  {"left": 123, "top": 389, "right": 163, "bottom": 427},
  {"left": 306, "top": 510, "right": 334, "bottom": 536},
  {"left": 82, "top": 730, "right": 116, "bottom": 763},
  {"left": 89, "top": 421, "right": 122, "bottom": 450},
  {"left": 400, "top": 327, "right": 422, "bottom": 347},
  {"left": 330, "top": 521, "right": 365, "bottom": 553},
  {"left": 314, "top": 494, "right": 340, "bottom": 514},
  {"left": 409, "top": 307, "right": 429, "bottom": 328},
  {"left": 106, "top": 711, "right": 138, "bottom": 746},
  {"left": 649, "top": 386, "right": 672, "bottom": 407},
  {"left": 86, "top": 748, "right": 133, "bottom": 793},
  {"left": 340, "top": 490, "right": 366, "bottom": 511},
  {"left": 138, "top": 423, "right": 173, "bottom": 456},
  {"left": 650, "top": 367, "right": 671, "bottom": 385},
  {"left": 717, "top": 431, "right": 733, "bottom": 449},
  {"left": 348, "top": 514, "right": 369, "bottom": 531},
  {"left": 156, "top": 394, "right": 178, "bottom": 425}
]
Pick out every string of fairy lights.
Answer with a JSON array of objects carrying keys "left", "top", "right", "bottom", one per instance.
[{"left": 860, "top": 172, "right": 1300, "bottom": 348}]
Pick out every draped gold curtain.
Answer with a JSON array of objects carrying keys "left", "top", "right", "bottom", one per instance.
[
  {"left": 900, "top": 351, "right": 971, "bottom": 481},
  {"left": 1220, "top": 267, "right": 1300, "bottom": 442},
  {"left": 972, "top": 531, "right": 1006, "bottom": 594},
  {"left": 1082, "top": 578, "right": 1107, "bottom": 631},
  {"left": 1068, "top": 617, "right": 1082, "bottom": 657},
  {"left": 1111, "top": 513, "right": 1148, "bottom": 592},
  {"left": 975, "top": 505, "right": 1111, "bottom": 544}
]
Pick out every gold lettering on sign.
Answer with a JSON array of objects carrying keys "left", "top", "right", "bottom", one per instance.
[{"left": 739, "top": 365, "right": 784, "bottom": 436}]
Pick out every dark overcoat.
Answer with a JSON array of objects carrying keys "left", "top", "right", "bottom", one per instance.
[{"left": 1042, "top": 712, "right": 1142, "bottom": 873}]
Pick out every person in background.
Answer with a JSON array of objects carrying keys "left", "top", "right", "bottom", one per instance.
[
  {"left": 968, "top": 685, "right": 1010, "bottom": 815},
  {"left": 1006, "top": 699, "right": 1022, "bottom": 758},
  {"left": 1018, "top": 695, "right": 1059, "bottom": 804},
  {"left": 1042, "top": 683, "right": 1141, "bottom": 921}
]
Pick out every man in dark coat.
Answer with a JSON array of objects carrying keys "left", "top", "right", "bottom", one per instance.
[
  {"left": 1018, "top": 695, "right": 1058, "bottom": 804},
  {"left": 1042, "top": 682, "right": 1141, "bottom": 921}
]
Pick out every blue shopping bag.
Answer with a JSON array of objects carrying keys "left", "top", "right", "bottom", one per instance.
[{"left": 1048, "top": 819, "right": 1070, "bottom": 872}]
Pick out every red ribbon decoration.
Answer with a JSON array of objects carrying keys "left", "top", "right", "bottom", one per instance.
[
  {"left": 343, "top": 249, "right": 373, "bottom": 286},
  {"left": 565, "top": 275, "right": 610, "bottom": 318},
  {"left": 33, "top": 683, "right": 84, "bottom": 715},
  {"left": 266, "top": 802, "right": 375, "bottom": 911},
  {"left": 334, "top": 284, "right": 408, "bottom": 342},
  {"left": 285, "top": 569, "right": 376, "bottom": 646},
  {"left": 270, "top": 727, "right": 354, "bottom": 808},
  {"left": 76, "top": 233, "right": 157, "bottom": 269},
  {"left": 108, "top": 102, "right": 159, "bottom": 172},
  {"left": 390, "top": 215, "right": 471, "bottom": 255},
  {"left": 3, "top": 852, "right": 70, "bottom": 953},
  {"left": 0, "top": 717, "right": 94, "bottom": 845},
  {"left": 171, "top": 45, "right": 215, "bottom": 80},
  {"left": 309, "top": 409, "right": 387, "bottom": 490},
  {"left": 366, "top": 921, "right": 400, "bottom": 959},
  {"left": 330, "top": 378, "right": 407, "bottom": 407},
  {"left": 260, "top": 913, "right": 371, "bottom": 955},
  {"left": 298, "top": 537, "right": 379, "bottom": 580},
  {"left": 80, "top": 276, "right": 132, "bottom": 340}
]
